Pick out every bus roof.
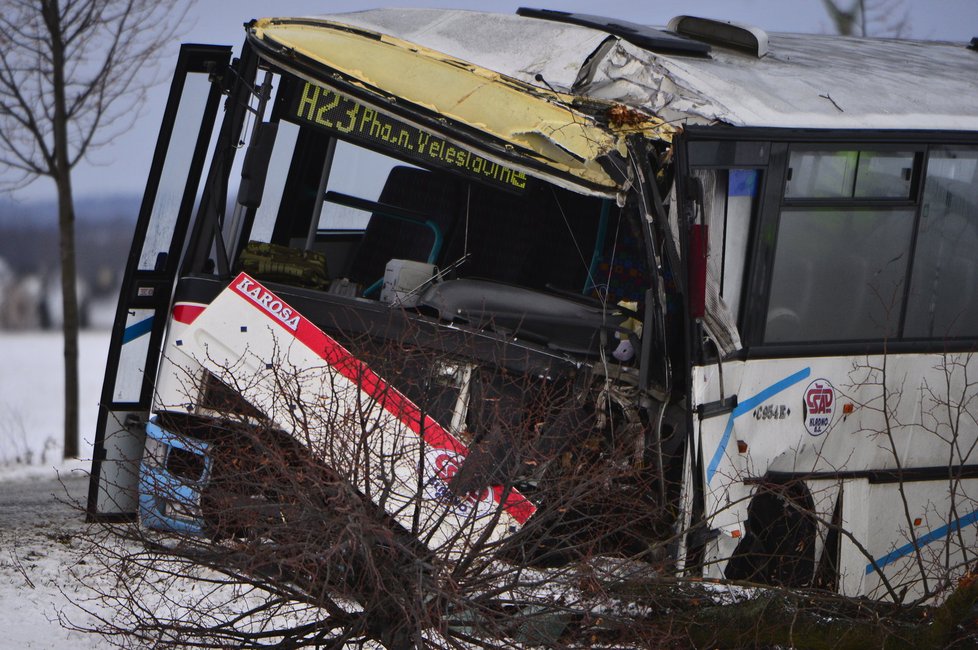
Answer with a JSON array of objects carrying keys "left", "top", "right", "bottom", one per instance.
[{"left": 275, "top": 8, "right": 978, "bottom": 132}]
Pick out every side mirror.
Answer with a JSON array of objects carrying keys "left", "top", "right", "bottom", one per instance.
[{"left": 236, "top": 122, "right": 278, "bottom": 208}]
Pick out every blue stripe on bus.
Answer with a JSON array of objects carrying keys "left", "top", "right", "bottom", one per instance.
[
  {"left": 122, "top": 315, "right": 154, "bottom": 344},
  {"left": 706, "top": 367, "right": 811, "bottom": 484},
  {"left": 866, "top": 508, "right": 978, "bottom": 575}
]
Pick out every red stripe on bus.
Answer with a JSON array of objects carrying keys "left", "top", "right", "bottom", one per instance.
[
  {"left": 173, "top": 303, "right": 205, "bottom": 325},
  {"left": 228, "top": 272, "right": 536, "bottom": 524}
]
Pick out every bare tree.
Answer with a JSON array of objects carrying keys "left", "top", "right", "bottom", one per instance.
[
  {"left": 68, "top": 323, "right": 682, "bottom": 648},
  {"left": 821, "top": 0, "right": 911, "bottom": 38},
  {"left": 0, "top": 0, "right": 183, "bottom": 458},
  {"left": 67, "top": 323, "right": 978, "bottom": 648}
]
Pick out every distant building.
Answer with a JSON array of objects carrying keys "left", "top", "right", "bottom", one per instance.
[{"left": 0, "top": 261, "right": 42, "bottom": 329}]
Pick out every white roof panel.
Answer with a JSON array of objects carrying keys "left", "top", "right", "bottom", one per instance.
[
  {"left": 313, "top": 8, "right": 609, "bottom": 93},
  {"left": 300, "top": 9, "right": 978, "bottom": 131},
  {"left": 593, "top": 32, "right": 978, "bottom": 130}
]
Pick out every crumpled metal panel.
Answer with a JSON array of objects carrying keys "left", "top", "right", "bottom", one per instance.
[
  {"left": 250, "top": 16, "right": 676, "bottom": 193},
  {"left": 303, "top": 8, "right": 609, "bottom": 93},
  {"left": 282, "top": 9, "right": 978, "bottom": 132},
  {"left": 583, "top": 33, "right": 978, "bottom": 130}
]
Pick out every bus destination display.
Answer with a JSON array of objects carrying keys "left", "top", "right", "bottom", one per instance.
[{"left": 290, "top": 82, "right": 527, "bottom": 193}]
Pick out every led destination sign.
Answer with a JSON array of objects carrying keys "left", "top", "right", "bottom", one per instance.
[{"left": 290, "top": 81, "right": 527, "bottom": 193}]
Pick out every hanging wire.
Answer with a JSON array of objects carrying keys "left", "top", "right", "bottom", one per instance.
[{"left": 548, "top": 185, "right": 593, "bottom": 287}]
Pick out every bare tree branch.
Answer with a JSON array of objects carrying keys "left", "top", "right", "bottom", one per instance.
[{"left": 0, "top": 0, "right": 187, "bottom": 459}]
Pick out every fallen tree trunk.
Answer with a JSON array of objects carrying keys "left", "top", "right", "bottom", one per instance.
[{"left": 606, "top": 573, "right": 978, "bottom": 649}]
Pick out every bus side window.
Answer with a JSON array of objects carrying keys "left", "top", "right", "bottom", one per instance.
[
  {"left": 904, "top": 148, "right": 978, "bottom": 339},
  {"left": 724, "top": 170, "right": 759, "bottom": 323},
  {"left": 690, "top": 168, "right": 759, "bottom": 344},
  {"left": 765, "top": 208, "right": 914, "bottom": 342},
  {"left": 761, "top": 146, "right": 978, "bottom": 345},
  {"left": 247, "top": 121, "right": 301, "bottom": 244}
]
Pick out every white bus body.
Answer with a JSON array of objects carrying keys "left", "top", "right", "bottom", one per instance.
[{"left": 88, "top": 9, "right": 978, "bottom": 602}]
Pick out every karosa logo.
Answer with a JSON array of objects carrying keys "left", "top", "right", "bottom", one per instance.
[{"left": 235, "top": 276, "right": 301, "bottom": 331}]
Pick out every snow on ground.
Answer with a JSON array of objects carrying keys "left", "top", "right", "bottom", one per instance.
[
  {"left": 0, "top": 330, "right": 108, "bottom": 470},
  {"left": 1, "top": 472, "right": 108, "bottom": 648},
  {"left": 0, "top": 331, "right": 114, "bottom": 648}
]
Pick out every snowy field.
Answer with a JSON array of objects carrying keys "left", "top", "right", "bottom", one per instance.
[
  {"left": 0, "top": 331, "right": 112, "bottom": 648},
  {"left": 0, "top": 331, "right": 108, "bottom": 469}
]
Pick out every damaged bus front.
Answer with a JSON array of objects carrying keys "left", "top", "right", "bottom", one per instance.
[
  {"left": 88, "top": 9, "right": 978, "bottom": 602},
  {"left": 88, "top": 10, "right": 682, "bottom": 562}
]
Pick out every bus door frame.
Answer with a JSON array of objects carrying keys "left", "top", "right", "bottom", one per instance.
[{"left": 87, "top": 44, "right": 231, "bottom": 520}]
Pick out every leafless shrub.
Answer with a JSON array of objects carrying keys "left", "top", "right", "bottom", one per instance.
[
  {"left": 71, "top": 321, "right": 978, "bottom": 648},
  {"left": 71, "top": 320, "right": 683, "bottom": 648}
]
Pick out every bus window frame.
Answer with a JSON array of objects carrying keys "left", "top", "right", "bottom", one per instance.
[
  {"left": 216, "top": 65, "right": 628, "bottom": 304},
  {"left": 762, "top": 143, "right": 926, "bottom": 346},
  {"left": 680, "top": 127, "right": 978, "bottom": 359}
]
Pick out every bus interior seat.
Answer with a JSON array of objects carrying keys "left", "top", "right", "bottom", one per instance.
[
  {"left": 344, "top": 166, "right": 463, "bottom": 288},
  {"left": 440, "top": 181, "right": 602, "bottom": 293},
  {"left": 440, "top": 182, "right": 536, "bottom": 286},
  {"left": 765, "top": 258, "right": 814, "bottom": 342}
]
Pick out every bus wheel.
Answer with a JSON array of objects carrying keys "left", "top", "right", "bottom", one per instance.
[{"left": 724, "top": 480, "right": 816, "bottom": 587}]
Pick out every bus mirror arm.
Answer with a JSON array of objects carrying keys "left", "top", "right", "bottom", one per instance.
[
  {"left": 237, "top": 122, "right": 278, "bottom": 208},
  {"left": 237, "top": 73, "right": 276, "bottom": 209}
]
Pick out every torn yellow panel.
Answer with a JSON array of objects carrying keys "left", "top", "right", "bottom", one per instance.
[{"left": 251, "top": 17, "right": 673, "bottom": 190}]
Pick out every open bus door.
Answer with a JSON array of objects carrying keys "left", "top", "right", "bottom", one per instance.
[{"left": 87, "top": 45, "right": 231, "bottom": 520}]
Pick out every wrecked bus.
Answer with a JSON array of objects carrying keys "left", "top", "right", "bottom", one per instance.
[{"left": 88, "top": 9, "right": 978, "bottom": 601}]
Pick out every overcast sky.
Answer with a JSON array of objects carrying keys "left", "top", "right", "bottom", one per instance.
[{"left": 8, "top": 0, "right": 978, "bottom": 202}]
